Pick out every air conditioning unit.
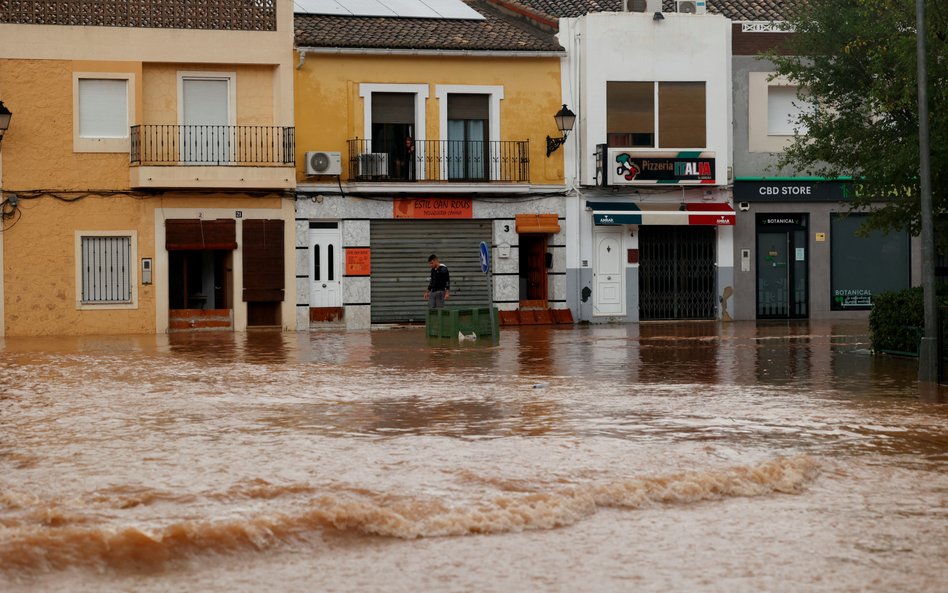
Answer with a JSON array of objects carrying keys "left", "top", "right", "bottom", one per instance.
[
  {"left": 358, "top": 153, "right": 389, "bottom": 178},
  {"left": 624, "top": 0, "right": 662, "bottom": 12},
  {"left": 305, "top": 151, "right": 341, "bottom": 176},
  {"left": 676, "top": 0, "right": 707, "bottom": 14}
]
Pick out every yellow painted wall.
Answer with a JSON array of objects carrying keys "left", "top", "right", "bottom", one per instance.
[
  {"left": 2, "top": 191, "right": 283, "bottom": 336},
  {"left": 142, "top": 64, "right": 276, "bottom": 125},
  {"left": 2, "top": 59, "right": 134, "bottom": 191},
  {"left": 1, "top": 58, "right": 286, "bottom": 336},
  {"left": 294, "top": 54, "right": 565, "bottom": 184}
]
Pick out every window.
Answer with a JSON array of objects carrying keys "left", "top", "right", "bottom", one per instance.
[
  {"left": 79, "top": 235, "right": 133, "bottom": 304},
  {"left": 447, "top": 94, "right": 488, "bottom": 180},
  {"left": 830, "top": 214, "right": 910, "bottom": 310},
  {"left": 359, "top": 84, "right": 429, "bottom": 180},
  {"left": 607, "top": 81, "right": 706, "bottom": 148},
  {"left": 748, "top": 73, "right": 815, "bottom": 152},
  {"left": 435, "top": 85, "right": 504, "bottom": 181},
  {"left": 768, "top": 85, "right": 812, "bottom": 135},
  {"left": 73, "top": 73, "right": 134, "bottom": 152}
]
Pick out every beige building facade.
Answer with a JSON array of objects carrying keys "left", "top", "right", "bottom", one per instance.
[{"left": 0, "top": 0, "right": 296, "bottom": 335}]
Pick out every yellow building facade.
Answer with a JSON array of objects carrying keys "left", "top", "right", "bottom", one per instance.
[
  {"left": 292, "top": 5, "right": 570, "bottom": 329},
  {"left": 0, "top": 0, "right": 297, "bottom": 336}
]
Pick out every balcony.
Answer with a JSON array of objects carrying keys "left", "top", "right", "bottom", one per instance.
[
  {"left": 345, "top": 139, "right": 529, "bottom": 184},
  {"left": 130, "top": 124, "right": 295, "bottom": 190}
]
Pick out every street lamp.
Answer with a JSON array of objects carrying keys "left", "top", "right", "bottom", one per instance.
[
  {"left": 546, "top": 104, "right": 576, "bottom": 157},
  {"left": 0, "top": 101, "right": 11, "bottom": 148}
]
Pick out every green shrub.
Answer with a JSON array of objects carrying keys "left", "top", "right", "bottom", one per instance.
[{"left": 869, "top": 287, "right": 948, "bottom": 355}]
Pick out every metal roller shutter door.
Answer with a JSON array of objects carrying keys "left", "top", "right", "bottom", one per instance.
[{"left": 370, "top": 220, "right": 491, "bottom": 323}]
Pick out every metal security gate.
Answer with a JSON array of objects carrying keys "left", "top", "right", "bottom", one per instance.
[
  {"left": 639, "top": 226, "right": 716, "bottom": 320},
  {"left": 370, "top": 220, "right": 491, "bottom": 323}
]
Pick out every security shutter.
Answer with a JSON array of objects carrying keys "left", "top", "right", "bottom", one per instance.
[
  {"left": 639, "top": 226, "right": 716, "bottom": 320},
  {"left": 370, "top": 220, "right": 491, "bottom": 323},
  {"left": 80, "top": 235, "right": 131, "bottom": 303},
  {"left": 242, "top": 219, "right": 284, "bottom": 302}
]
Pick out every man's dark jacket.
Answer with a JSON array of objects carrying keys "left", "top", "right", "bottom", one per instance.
[{"left": 428, "top": 264, "right": 450, "bottom": 292}]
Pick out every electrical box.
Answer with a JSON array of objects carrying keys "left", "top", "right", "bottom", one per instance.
[{"left": 142, "top": 258, "right": 153, "bottom": 285}]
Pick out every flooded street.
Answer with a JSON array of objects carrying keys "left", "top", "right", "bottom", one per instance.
[{"left": 1, "top": 321, "right": 946, "bottom": 592}]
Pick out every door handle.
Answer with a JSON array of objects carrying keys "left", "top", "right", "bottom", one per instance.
[{"left": 322, "top": 284, "right": 327, "bottom": 288}]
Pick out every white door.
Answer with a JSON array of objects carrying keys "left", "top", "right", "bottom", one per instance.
[
  {"left": 309, "top": 226, "right": 342, "bottom": 308},
  {"left": 182, "top": 78, "right": 230, "bottom": 164},
  {"left": 594, "top": 227, "right": 624, "bottom": 316}
]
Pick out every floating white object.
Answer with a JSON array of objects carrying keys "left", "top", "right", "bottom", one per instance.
[{"left": 458, "top": 330, "right": 477, "bottom": 341}]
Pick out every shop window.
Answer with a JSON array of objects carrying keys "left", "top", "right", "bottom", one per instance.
[{"left": 830, "top": 214, "right": 910, "bottom": 310}]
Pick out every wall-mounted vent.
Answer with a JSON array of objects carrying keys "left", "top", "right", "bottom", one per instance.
[{"left": 305, "top": 151, "right": 342, "bottom": 176}]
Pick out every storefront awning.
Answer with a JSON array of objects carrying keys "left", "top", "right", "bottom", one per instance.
[
  {"left": 516, "top": 213, "right": 561, "bottom": 234},
  {"left": 587, "top": 202, "right": 735, "bottom": 226}
]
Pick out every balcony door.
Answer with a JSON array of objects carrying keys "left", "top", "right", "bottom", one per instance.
[
  {"left": 447, "top": 94, "right": 488, "bottom": 181},
  {"left": 181, "top": 74, "right": 233, "bottom": 165},
  {"left": 370, "top": 92, "right": 415, "bottom": 181}
]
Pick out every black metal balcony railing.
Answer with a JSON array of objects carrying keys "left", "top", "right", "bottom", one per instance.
[
  {"left": 130, "top": 125, "right": 295, "bottom": 166},
  {"left": 346, "top": 139, "right": 529, "bottom": 183}
]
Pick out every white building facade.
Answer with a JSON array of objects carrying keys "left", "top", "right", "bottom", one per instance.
[{"left": 558, "top": 10, "right": 735, "bottom": 322}]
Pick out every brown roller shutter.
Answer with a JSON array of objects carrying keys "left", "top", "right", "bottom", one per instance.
[
  {"left": 447, "top": 94, "right": 489, "bottom": 120},
  {"left": 372, "top": 93, "right": 414, "bottom": 124},
  {"left": 166, "top": 219, "right": 237, "bottom": 250},
  {"left": 242, "top": 219, "right": 284, "bottom": 302}
]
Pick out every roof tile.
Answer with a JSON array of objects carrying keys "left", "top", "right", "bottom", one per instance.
[
  {"left": 294, "top": 0, "right": 563, "bottom": 52},
  {"left": 503, "top": 0, "right": 801, "bottom": 21}
]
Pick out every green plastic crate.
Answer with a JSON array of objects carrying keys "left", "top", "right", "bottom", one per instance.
[{"left": 426, "top": 307, "right": 499, "bottom": 338}]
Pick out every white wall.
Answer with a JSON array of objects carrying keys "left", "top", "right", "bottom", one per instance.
[{"left": 559, "top": 12, "right": 733, "bottom": 187}]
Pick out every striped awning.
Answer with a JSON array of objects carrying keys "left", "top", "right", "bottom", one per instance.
[{"left": 587, "top": 202, "right": 735, "bottom": 226}]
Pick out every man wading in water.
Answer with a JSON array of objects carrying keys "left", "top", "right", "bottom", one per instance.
[{"left": 424, "top": 254, "right": 450, "bottom": 308}]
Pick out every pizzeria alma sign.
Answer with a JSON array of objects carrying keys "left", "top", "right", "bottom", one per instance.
[{"left": 607, "top": 149, "right": 716, "bottom": 185}]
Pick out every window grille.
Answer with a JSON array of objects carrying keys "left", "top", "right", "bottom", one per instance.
[{"left": 81, "top": 236, "right": 132, "bottom": 303}]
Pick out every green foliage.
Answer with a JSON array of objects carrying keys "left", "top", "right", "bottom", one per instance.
[
  {"left": 769, "top": 0, "right": 948, "bottom": 237},
  {"left": 869, "top": 286, "right": 948, "bottom": 354}
]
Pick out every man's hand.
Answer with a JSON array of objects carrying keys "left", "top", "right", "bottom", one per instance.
[
  {"left": 423, "top": 290, "right": 429, "bottom": 301},
  {"left": 444, "top": 290, "right": 450, "bottom": 300}
]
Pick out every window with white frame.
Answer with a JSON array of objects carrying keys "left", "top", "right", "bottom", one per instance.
[
  {"left": 73, "top": 73, "right": 134, "bottom": 152},
  {"left": 79, "top": 235, "right": 132, "bottom": 304},
  {"left": 767, "top": 85, "right": 812, "bottom": 135},
  {"left": 435, "top": 85, "right": 503, "bottom": 181},
  {"left": 359, "top": 83, "right": 429, "bottom": 181}
]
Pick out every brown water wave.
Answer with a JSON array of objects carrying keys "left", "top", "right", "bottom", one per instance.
[{"left": 0, "top": 456, "right": 819, "bottom": 575}]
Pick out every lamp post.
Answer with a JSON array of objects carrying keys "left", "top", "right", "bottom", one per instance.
[
  {"left": 915, "top": 0, "right": 938, "bottom": 393},
  {"left": 546, "top": 104, "right": 576, "bottom": 157}
]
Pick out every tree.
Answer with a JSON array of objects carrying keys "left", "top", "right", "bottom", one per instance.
[{"left": 770, "top": 0, "right": 947, "bottom": 237}]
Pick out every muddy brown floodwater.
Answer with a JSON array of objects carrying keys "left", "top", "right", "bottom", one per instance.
[{"left": 1, "top": 321, "right": 946, "bottom": 592}]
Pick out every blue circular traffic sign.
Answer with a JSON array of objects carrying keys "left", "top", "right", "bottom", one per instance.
[{"left": 479, "top": 241, "right": 490, "bottom": 274}]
